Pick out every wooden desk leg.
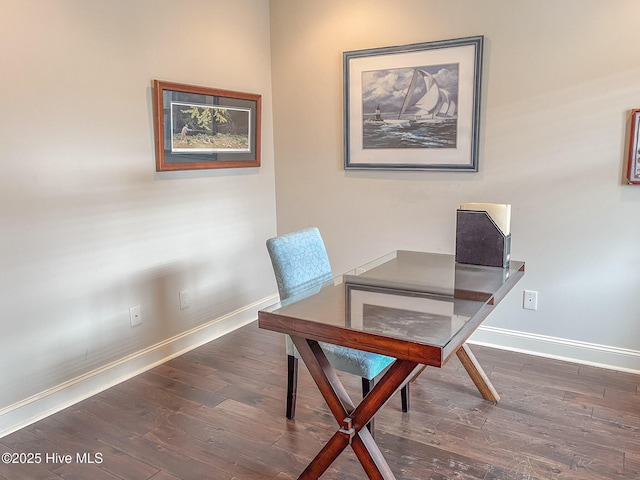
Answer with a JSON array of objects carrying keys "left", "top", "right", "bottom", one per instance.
[
  {"left": 291, "top": 336, "right": 419, "bottom": 480},
  {"left": 351, "top": 426, "right": 396, "bottom": 480},
  {"left": 298, "top": 431, "right": 350, "bottom": 479},
  {"left": 456, "top": 343, "right": 500, "bottom": 403},
  {"left": 291, "top": 336, "right": 355, "bottom": 422}
]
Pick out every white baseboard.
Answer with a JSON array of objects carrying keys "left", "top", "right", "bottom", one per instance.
[
  {"left": 0, "top": 295, "right": 278, "bottom": 439},
  {"left": 470, "top": 325, "right": 640, "bottom": 374}
]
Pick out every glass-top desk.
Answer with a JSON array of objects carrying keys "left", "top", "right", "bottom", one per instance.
[{"left": 259, "top": 251, "right": 525, "bottom": 479}]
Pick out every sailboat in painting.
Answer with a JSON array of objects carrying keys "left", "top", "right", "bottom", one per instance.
[
  {"left": 398, "top": 69, "right": 457, "bottom": 124},
  {"left": 361, "top": 64, "right": 459, "bottom": 149}
]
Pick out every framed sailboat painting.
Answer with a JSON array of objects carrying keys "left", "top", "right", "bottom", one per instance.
[{"left": 343, "top": 36, "right": 483, "bottom": 171}]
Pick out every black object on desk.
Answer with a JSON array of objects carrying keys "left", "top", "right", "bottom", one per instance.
[{"left": 455, "top": 209, "right": 511, "bottom": 268}]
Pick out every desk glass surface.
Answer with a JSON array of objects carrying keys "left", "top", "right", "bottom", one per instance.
[{"left": 260, "top": 251, "right": 524, "bottom": 364}]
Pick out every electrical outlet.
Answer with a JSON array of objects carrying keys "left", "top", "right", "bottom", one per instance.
[
  {"left": 179, "top": 290, "right": 190, "bottom": 310},
  {"left": 523, "top": 290, "right": 538, "bottom": 311},
  {"left": 129, "top": 305, "right": 142, "bottom": 327}
]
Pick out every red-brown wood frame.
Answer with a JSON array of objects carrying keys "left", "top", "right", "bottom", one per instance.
[
  {"left": 153, "top": 80, "right": 261, "bottom": 171},
  {"left": 627, "top": 108, "right": 640, "bottom": 184}
]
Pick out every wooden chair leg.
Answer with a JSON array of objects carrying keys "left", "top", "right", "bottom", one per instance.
[
  {"left": 286, "top": 355, "right": 298, "bottom": 419},
  {"left": 401, "top": 382, "right": 410, "bottom": 412},
  {"left": 361, "top": 377, "right": 375, "bottom": 438}
]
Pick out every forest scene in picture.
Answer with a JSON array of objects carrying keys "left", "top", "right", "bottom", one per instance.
[{"left": 170, "top": 102, "right": 251, "bottom": 153}]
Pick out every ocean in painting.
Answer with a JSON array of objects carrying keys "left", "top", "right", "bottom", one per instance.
[{"left": 362, "top": 118, "right": 457, "bottom": 149}]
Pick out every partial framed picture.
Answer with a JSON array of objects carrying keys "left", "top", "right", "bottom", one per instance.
[
  {"left": 153, "top": 80, "right": 261, "bottom": 171},
  {"left": 344, "top": 284, "right": 466, "bottom": 346},
  {"left": 343, "top": 36, "right": 483, "bottom": 171},
  {"left": 626, "top": 109, "right": 640, "bottom": 184}
]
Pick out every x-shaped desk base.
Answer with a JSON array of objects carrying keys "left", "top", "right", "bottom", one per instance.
[{"left": 290, "top": 336, "right": 499, "bottom": 479}]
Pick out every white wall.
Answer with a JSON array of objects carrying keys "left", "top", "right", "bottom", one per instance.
[
  {"left": 0, "top": 0, "right": 277, "bottom": 435},
  {"left": 269, "top": 0, "right": 640, "bottom": 370}
]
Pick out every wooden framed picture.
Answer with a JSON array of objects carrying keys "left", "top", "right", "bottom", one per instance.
[
  {"left": 626, "top": 109, "right": 640, "bottom": 184},
  {"left": 153, "top": 80, "right": 261, "bottom": 171},
  {"left": 343, "top": 36, "right": 483, "bottom": 171}
]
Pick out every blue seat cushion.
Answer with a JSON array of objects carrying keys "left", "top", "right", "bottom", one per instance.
[{"left": 286, "top": 336, "right": 395, "bottom": 380}]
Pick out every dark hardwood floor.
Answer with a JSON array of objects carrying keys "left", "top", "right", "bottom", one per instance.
[{"left": 1, "top": 321, "right": 639, "bottom": 479}]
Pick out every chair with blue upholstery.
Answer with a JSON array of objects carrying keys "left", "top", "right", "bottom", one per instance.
[{"left": 266, "top": 227, "right": 409, "bottom": 435}]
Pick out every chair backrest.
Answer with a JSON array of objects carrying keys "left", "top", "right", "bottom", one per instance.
[{"left": 266, "top": 227, "right": 333, "bottom": 300}]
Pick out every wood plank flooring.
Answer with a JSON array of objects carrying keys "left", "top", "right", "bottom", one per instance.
[{"left": 1, "top": 321, "right": 638, "bottom": 479}]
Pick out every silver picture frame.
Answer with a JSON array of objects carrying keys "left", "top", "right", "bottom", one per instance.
[{"left": 344, "top": 36, "right": 484, "bottom": 171}]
